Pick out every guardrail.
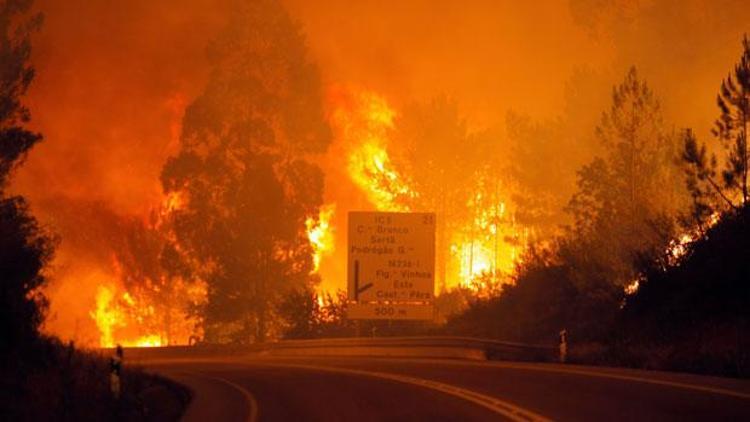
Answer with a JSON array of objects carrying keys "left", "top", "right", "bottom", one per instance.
[
  {"left": 264, "top": 336, "right": 556, "bottom": 361},
  {"left": 119, "top": 336, "right": 557, "bottom": 362}
]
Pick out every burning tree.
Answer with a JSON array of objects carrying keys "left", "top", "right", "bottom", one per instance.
[
  {"left": 389, "top": 97, "right": 511, "bottom": 291},
  {"left": 683, "top": 35, "right": 750, "bottom": 222},
  {"left": 161, "top": 0, "right": 331, "bottom": 343},
  {"left": 332, "top": 91, "right": 523, "bottom": 293},
  {"left": 391, "top": 97, "right": 474, "bottom": 291}
]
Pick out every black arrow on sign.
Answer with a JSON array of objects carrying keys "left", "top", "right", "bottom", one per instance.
[{"left": 354, "top": 260, "right": 373, "bottom": 301}]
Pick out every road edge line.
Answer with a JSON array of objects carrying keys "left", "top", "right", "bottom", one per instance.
[
  {"left": 191, "top": 372, "right": 260, "bottom": 422},
  {"left": 480, "top": 362, "right": 750, "bottom": 400},
  {"left": 369, "top": 358, "right": 750, "bottom": 400}
]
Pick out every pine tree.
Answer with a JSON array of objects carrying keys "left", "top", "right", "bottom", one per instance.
[
  {"left": 567, "top": 67, "right": 684, "bottom": 286},
  {"left": 684, "top": 35, "right": 750, "bottom": 221}
]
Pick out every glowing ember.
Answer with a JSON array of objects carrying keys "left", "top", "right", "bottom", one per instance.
[
  {"left": 163, "top": 190, "right": 187, "bottom": 214},
  {"left": 625, "top": 280, "right": 640, "bottom": 295}
]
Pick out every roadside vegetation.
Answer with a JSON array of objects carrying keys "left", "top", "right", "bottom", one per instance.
[
  {"left": 2, "top": 337, "right": 189, "bottom": 420},
  {"left": 443, "top": 35, "right": 750, "bottom": 378}
]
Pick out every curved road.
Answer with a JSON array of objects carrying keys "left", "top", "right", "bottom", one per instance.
[{"left": 144, "top": 355, "right": 750, "bottom": 421}]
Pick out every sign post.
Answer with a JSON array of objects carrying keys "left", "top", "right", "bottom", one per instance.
[{"left": 347, "top": 211, "right": 435, "bottom": 320}]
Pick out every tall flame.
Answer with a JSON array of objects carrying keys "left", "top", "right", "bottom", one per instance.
[
  {"left": 331, "top": 90, "right": 414, "bottom": 211},
  {"left": 306, "top": 204, "right": 336, "bottom": 273},
  {"left": 91, "top": 285, "right": 121, "bottom": 348}
]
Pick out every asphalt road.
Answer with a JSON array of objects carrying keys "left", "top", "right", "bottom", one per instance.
[{"left": 143, "top": 354, "right": 750, "bottom": 421}]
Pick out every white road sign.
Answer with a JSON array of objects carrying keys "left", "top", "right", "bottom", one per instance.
[{"left": 347, "top": 211, "right": 435, "bottom": 320}]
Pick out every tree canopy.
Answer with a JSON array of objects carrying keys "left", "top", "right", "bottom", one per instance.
[
  {"left": 161, "top": 0, "right": 331, "bottom": 343},
  {"left": 684, "top": 35, "right": 750, "bottom": 222},
  {"left": 567, "top": 66, "right": 685, "bottom": 287}
]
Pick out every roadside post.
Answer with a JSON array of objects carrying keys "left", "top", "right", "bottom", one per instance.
[
  {"left": 110, "top": 344, "right": 123, "bottom": 399},
  {"left": 559, "top": 329, "right": 568, "bottom": 363}
]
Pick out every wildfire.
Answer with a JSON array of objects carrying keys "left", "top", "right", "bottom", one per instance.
[
  {"left": 90, "top": 285, "right": 166, "bottom": 348},
  {"left": 91, "top": 285, "right": 122, "bottom": 348},
  {"left": 89, "top": 277, "right": 206, "bottom": 348},
  {"left": 626, "top": 213, "right": 721, "bottom": 295},
  {"left": 306, "top": 204, "right": 336, "bottom": 273},
  {"left": 666, "top": 213, "right": 720, "bottom": 265},
  {"left": 54, "top": 83, "right": 529, "bottom": 342},
  {"left": 81, "top": 191, "right": 209, "bottom": 348},
  {"left": 325, "top": 87, "right": 526, "bottom": 295},
  {"left": 450, "top": 179, "right": 525, "bottom": 291},
  {"left": 331, "top": 90, "right": 414, "bottom": 211}
]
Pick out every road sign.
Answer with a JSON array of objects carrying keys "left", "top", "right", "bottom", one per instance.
[
  {"left": 347, "top": 211, "right": 435, "bottom": 320},
  {"left": 347, "top": 302, "right": 434, "bottom": 320}
]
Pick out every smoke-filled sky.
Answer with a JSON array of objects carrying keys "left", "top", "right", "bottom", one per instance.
[
  {"left": 9, "top": 0, "right": 749, "bottom": 340},
  {"left": 286, "top": 0, "right": 610, "bottom": 123},
  {"left": 15, "top": 0, "right": 750, "bottom": 212},
  {"left": 17, "top": 0, "right": 229, "bottom": 214}
]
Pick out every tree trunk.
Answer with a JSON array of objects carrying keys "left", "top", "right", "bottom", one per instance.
[
  {"left": 742, "top": 107, "right": 748, "bottom": 205},
  {"left": 437, "top": 187, "right": 447, "bottom": 293}
]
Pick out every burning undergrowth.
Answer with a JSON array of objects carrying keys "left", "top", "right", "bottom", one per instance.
[{"left": 40, "top": 196, "right": 205, "bottom": 347}]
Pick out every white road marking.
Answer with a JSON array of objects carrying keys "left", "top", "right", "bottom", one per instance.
[
  {"left": 258, "top": 362, "right": 551, "bottom": 422},
  {"left": 186, "top": 372, "right": 259, "bottom": 422},
  {"left": 352, "top": 357, "right": 750, "bottom": 400},
  {"left": 487, "top": 362, "right": 750, "bottom": 400}
]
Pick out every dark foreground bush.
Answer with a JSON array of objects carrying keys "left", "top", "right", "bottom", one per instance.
[
  {"left": 0, "top": 337, "right": 190, "bottom": 421},
  {"left": 614, "top": 207, "right": 750, "bottom": 378}
]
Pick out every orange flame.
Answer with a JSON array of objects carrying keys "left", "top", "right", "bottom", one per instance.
[
  {"left": 626, "top": 212, "right": 721, "bottom": 295},
  {"left": 306, "top": 204, "right": 336, "bottom": 273},
  {"left": 83, "top": 193, "right": 207, "bottom": 348},
  {"left": 452, "top": 191, "right": 524, "bottom": 291},
  {"left": 90, "top": 285, "right": 166, "bottom": 348},
  {"left": 90, "top": 285, "right": 122, "bottom": 348},
  {"left": 327, "top": 87, "right": 525, "bottom": 294},
  {"left": 331, "top": 90, "right": 414, "bottom": 211}
]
